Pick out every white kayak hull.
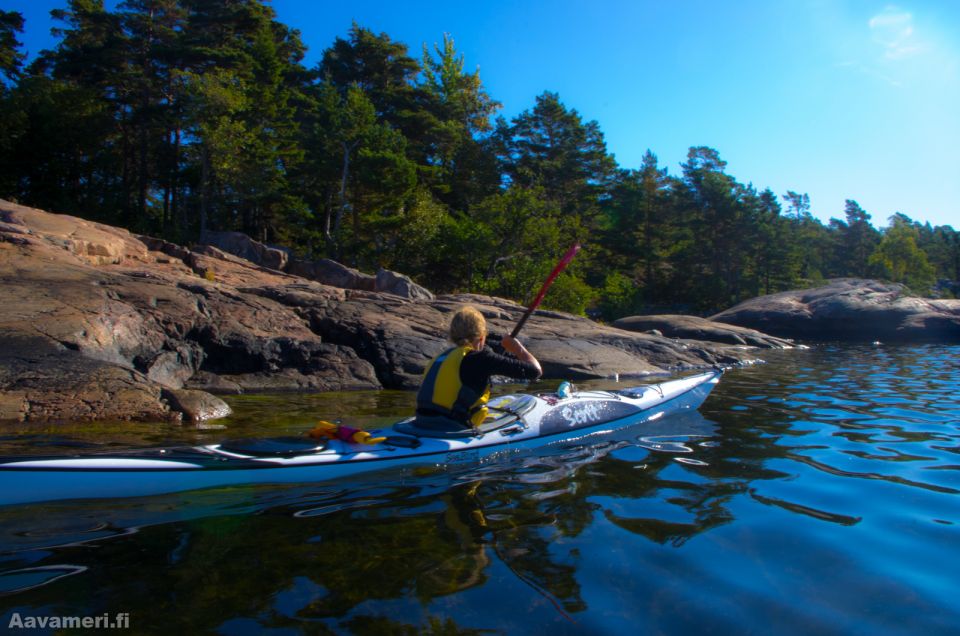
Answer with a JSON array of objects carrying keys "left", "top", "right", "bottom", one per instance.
[{"left": 0, "top": 370, "right": 721, "bottom": 506}]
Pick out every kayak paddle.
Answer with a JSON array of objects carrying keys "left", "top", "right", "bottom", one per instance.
[{"left": 510, "top": 242, "right": 581, "bottom": 338}]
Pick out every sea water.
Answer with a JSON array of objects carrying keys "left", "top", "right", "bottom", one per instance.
[{"left": 0, "top": 344, "right": 957, "bottom": 634}]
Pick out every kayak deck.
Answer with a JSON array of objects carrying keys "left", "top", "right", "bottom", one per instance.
[{"left": 0, "top": 370, "right": 722, "bottom": 505}]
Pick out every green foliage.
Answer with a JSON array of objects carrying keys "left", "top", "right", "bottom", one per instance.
[
  {"left": 1, "top": 75, "right": 118, "bottom": 218},
  {"left": 468, "top": 187, "right": 566, "bottom": 301},
  {"left": 0, "top": 10, "right": 25, "bottom": 85},
  {"left": 385, "top": 188, "right": 449, "bottom": 269},
  {"left": 674, "top": 147, "right": 765, "bottom": 310},
  {"left": 498, "top": 91, "right": 616, "bottom": 224},
  {"left": 419, "top": 33, "right": 501, "bottom": 211},
  {"left": 595, "top": 271, "right": 641, "bottom": 321},
  {"left": 603, "top": 151, "right": 676, "bottom": 298},
  {"left": 868, "top": 215, "right": 936, "bottom": 292},
  {"left": 1, "top": 2, "right": 957, "bottom": 317},
  {"left": 541, "top": 272, "right": 595, "bottom": 315},
  {"left": 833, "top": 200, "right": 881, "bottom": 277}
]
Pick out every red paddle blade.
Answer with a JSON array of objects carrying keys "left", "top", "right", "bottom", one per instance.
[
  {"left": 510, "top": 242, "right": 581, "bottom": 338},
  {"left": 528, "top": 243, "right": 581, "bottom": 309}
]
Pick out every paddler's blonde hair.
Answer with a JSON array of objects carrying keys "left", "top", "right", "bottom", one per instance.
[{"left": 449, "top": 306, "right": 486, "bottom": 346}]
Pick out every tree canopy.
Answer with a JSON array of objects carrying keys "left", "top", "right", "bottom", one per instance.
[{"left": 2, "top": 1, "right": 957, "bottom": 316}]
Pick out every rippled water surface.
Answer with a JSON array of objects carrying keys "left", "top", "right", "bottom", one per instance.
[{"left": 1, "top": 344, "right": 958, "bottom": 634}]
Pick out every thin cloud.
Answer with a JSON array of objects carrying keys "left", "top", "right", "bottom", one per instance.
[{"left": 869, "top": 7, "right": 926, "bottom": 60}]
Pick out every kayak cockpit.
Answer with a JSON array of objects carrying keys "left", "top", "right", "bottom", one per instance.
[
  {"left": 217, "top": 437, "right": 327, "bottom": 457},
  {"left": 393, "top": 393, "right": 540, "bottom": 439}
]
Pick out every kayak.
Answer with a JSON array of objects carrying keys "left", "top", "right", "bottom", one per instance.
[{"left": 0, "top": 370, "right": 721, "bottom": 506}]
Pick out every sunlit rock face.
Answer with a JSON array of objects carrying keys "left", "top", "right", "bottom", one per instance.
[
  {"left": 710, "top": 278, "right": 960, "bottom": 342},
  {"left": 0, "top": 199, "right": 758, "bottom": 424}
]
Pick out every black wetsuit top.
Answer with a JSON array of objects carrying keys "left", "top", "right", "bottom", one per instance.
[{"left": 416, "top": 346, "right": 541, "bottom": 422}]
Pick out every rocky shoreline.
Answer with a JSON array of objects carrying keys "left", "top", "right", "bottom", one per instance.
[
  {"left": 709, "top": 279, "right": 960, "bottom": 342},
  {"left": 4, "top": 200, "right": 956, "bottom": 425},
  {"left": 0, "top": 200, "right": 760, "bottom": 424}
]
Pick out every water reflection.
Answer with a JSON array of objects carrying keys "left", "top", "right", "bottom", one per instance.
[
  {"left": 0, "top": 565, "right": 88, "bottom": 596},
  {"left": 1, "top": 345, "right": 959, "bottom": 634},
  {"left": 0, "top": 411, "right": 723, "bottom": 628}
]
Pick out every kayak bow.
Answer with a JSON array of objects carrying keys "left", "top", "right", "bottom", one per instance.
[{"left": 0, "top": 370, "right": 721, "bottom": 506}]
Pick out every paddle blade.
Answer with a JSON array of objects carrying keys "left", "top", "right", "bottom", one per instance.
[
  {"left": 511, "top": 242, "right": 581, "bottom": 337},
  {"left": 528, "top": 243, "right": 580, "bottom": 309}
]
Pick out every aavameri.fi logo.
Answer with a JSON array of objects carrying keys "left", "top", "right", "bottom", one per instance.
[{"left": 8, "top": 612, "right": 130, "bottom": 629}]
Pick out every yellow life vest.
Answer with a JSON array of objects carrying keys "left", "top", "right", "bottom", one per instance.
[{"left": 416, "top": 346, "right": 491, "bottom": 427}]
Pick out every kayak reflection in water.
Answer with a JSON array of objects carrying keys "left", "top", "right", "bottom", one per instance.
[{"left": 416, "top": 306, "right": 542, "bottom": 431}]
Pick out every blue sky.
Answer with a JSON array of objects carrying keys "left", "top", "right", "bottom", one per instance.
[{"left": 8, "top": 0, "right": 960, "bottom": 229}]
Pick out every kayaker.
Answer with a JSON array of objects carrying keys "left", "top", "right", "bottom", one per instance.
[{"left": 416, "top": 305, "right": 542, "bottom": 430}]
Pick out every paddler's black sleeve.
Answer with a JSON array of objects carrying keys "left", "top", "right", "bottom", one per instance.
[{"left": 460, "top": 347, "right": 541, "bottom": 392}]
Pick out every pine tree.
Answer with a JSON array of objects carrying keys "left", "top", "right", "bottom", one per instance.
[
  {"left": 300, "top": 82, "right": 415, "bottom": 263},
  {"left": 14, "top": 0, "right": 127, "bottom": 220},
  {"left": 0, "top": 11, "right": 26, "bottom": 197},
  {"left": 832, "top": 200, "right": 880, "bottom": 278},
  {"left": 602, "top": 150, "right": 677, "bottom": 313},
  {"left": 174, "top": 0, "right": 310, "bottom": 241},
  {"left": 419, "top": 33, "right": 501, "bottom": 212},
  {"left": 755, "top": 188, "right": 793, "bottom": 295},
  {"left": 319, "top": 24, "right": 424, "bottom": 155},
  {"left": 0, "top": 10, "right": 25, "bottom": 85},
  {"left": 117, "top": 0, "right": 189, "bottom": 231},
  {"left": 498, "top": 91, "right": 616, "bottom": 225},
  {"left": 677, "top": 147, "right": 761, "bottom": 309}
]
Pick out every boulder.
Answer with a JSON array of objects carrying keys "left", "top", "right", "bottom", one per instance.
[
  {"left": 0, "top": 335, "right": 178, "bottom": 423},
  {"left": 710, "top": 278, "right": 960, "bottom": 342},
  {"left": 286, "top": 258, "right": 376, "bottom": 291},
  {"left": 375, "top": 268, "right": 435, "bottom": 300},
  {"left": 199, "top": 227, "right": 436, "bottom": 300},
  {"left": 161, "top": 389, "right": 232, "bottom": 422},
  {"left": 612, "top": 314, "right": 796, "bottom": 348},
  {"left": 200, "top": 230, "right": 289, "bottom": 271},
  {"left": 136, "top": 343, "right": 206, "bottom": 388}
]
